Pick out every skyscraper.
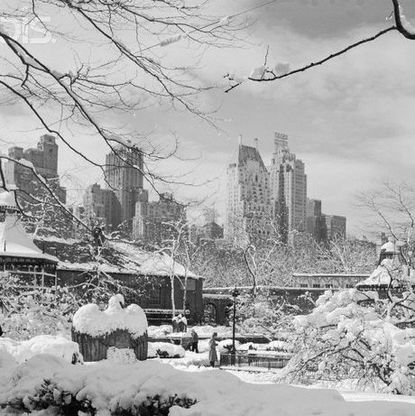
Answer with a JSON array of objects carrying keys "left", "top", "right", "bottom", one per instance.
[
  {"left": 225, "top": 138, "right": 273, "bottom": 246},
  {"left": 269, "top": 132, "right": 307, "bottom": 236},
  {"left": 306, "top": 198, "right": 326, "bottom": 242},
  {"left": 323, "top": 214, "right": 346, "bottom": 240},
  {"left": 5, "top": 135, "right": 66, "bottom": 203},
  {"left": 83, "top": 183, "right": 121, "bottom": 230},
  {"left": 104, "top": 146, "right": 143, "bottom": 227}
]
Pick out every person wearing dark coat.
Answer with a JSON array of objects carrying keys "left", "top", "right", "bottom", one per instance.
[
  {"left": 190, "top": 329, "right": 199, "bottom": 353},
  {"left": 208, "top": 332, "right": 218, "bottom": 367},
  {"left": 0, "top": 324, "right": 3, "bottom": 337}
]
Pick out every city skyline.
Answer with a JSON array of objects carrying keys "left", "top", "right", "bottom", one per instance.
[{"left": 1, "top": 0, "right": 414, "bottom": 238}]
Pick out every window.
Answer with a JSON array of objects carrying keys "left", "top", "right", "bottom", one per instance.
[
  {"left": 300, "top": 283, "right": 307, "bottom": 288},
  {"left": 147, "top": 285, "right": 162, "bottom": 306},
  {"left": 186, "top": 279, "right": 196, "bottom": 291},
  {"left": 312, "top": 283, "right": 321, "bottom": 288}
]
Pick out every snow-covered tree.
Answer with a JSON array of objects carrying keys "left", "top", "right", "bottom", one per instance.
[{"left": 283, "top": 288, "right": 415, "bottom": 394}]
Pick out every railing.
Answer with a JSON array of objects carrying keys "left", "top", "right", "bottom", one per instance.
[{"left": 220, "top": 352, "right": 291, "bottom": 370}]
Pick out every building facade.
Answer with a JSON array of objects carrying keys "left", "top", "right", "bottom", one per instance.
[
  {"left": 83, "top": 183, "right": 121, "bottom": 231},
  {"left": 105, "top": 146, "right": 143, "bottom": 227},
  {"left": 323, "top": 215, "right": 346, "bottom": 240},
  {"left": 306, "top": 198, "right": 326, "bottom": 242},
  {"left": 225, "top": 139, "right": 273, "bottom": 246},
  {"left": 269, "top": 133, "right": 307, "bottom": 236},
  {"left": 5, "top": 135, "right": 66, "bottom": 203},
  {"left": 132, "top": 192, "right": 185, "bottom": 244},
  {"left": 306, "top": 198, "right": 347, "bottom": 242}
]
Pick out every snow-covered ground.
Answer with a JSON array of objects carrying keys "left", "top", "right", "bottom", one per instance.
[
  {"left": 1, "top": 331, "right": 415, "bottom": 415},
  {"left": 1, "top": 354, "right": 415, "bottom": 416}
]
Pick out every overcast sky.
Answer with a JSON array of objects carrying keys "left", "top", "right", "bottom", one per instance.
[{"left": 1, "top": 0, "right": 415, "bottom": 238}]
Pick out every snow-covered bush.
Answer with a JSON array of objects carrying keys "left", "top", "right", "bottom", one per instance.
[
  {"left": 0, "top": 273, "right": 77, "bottom": 340},
  {"left": 283, "top": 289, "right": 415, "bottom": 394},
  {"left": 150, "top": 342, "right": 185, "bottom": 358},
  {"left": 233, "top": 293, "right": 296, "bottom": 337},
  {"left": 1, "top": 355, "right": 415, "bottom": 416},
  {"left": 0, "top": 335, "right": 82, "bottom": 364}
]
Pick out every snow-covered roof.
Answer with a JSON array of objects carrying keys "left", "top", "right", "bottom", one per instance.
[
  {"left": 356, "top": 259, "right": 415, "bottom": 287},
  {"left": 0, "top": 216, "right": 58, "bottom": 263},
  {"left": 59, "top": 242, "right": 200, "bottom": 279}
]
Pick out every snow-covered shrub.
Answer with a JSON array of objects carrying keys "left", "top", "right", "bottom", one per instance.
[
  {"left": 0, "top": 335, "right": 82, "bottom": 364},
  {"left": 147, "top": 342, "right": 158, "bottom": 358},
  {"left": 233, "top": 292, "right": 296, "bottom": 337},
  {"left": 151, "top": 342, "right": 185, "bottom": 358},
  {"left": 2, "top": 355, "right": 415, "bottom": 416},
  {"left": 283, "top": 289, "right": 415, "bottom": 394},
  {"left": 0, "top": 273, "right": 76, "bottom": 340},
  {"left": 1, "top": 356, "right": 198, "bottom": 415}
]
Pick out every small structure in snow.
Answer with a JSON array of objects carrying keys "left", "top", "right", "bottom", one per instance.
[
  {"left": 0, "top": 190, "right": 58, "bottom": 286},
  {"left": 72, "top": 294, "right": 148, "bottom": 361}
]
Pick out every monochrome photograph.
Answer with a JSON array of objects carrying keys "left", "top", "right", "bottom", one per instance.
[{"left": 0, "top": 0, "right": 415, "bottom": 414}]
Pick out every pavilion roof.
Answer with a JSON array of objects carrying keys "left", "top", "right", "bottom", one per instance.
[{"left": 0, "top": 216, "right": 58, "bottom": 264}]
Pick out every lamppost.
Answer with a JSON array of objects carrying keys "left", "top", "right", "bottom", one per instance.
[{"left": 231, "top": 287, "right": 240, "bottom": 365}]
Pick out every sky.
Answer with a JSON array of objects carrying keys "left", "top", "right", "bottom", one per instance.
[{"left": 1, "top": 0, "right": 415, "bottom": 237}]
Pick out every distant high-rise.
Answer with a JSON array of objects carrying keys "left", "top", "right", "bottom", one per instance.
[
  {"left": 4, "top": 135, "right": 66, "bottom": 203},
  {"left": 306, "top": 198, "right": 326, "bottom": 242},
  {"left": 323, "top": 214, "right": 346, "bottom": 240},
  {"left": 306, "top": 198, "right": 347, "bottom": 242},
  {"left": 105, "top": 146, "right": 143, "bottom": 226},
  {"left": 132, "top": 192, "right": 185, "bottom": 244},
  {"left": 225, "top": 138, "right": 273, "bottom": 246},
  {"left": 83, "top": 183, "right": 121, "bottom": 230},
  {"left": 270, "top": 132, "right": 307, "bottom": 236}
]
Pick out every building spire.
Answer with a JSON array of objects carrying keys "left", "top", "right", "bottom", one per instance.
[{"left": 238, "top": 134, "right": 242, "bottom": 145}]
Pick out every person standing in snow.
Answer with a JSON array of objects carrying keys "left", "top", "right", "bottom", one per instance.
[
  {"left": 0, "top": 323, "right": 3, "bottom": 337},
  {"left": 190, "top": 329, "right": 199, "bottom": 353},
  {"left": 209, "top": 332, "right": 218, "bottom": 367},
  {"left": 179, "top": 314, "right": 188, "bottom": 333},
  {"left": 172, "top": 315, "right": 179, "bottom": 333}
]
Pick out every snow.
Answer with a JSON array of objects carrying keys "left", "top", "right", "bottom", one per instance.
[
  {"left": 160, "top": 34, "right": 183, "bottom": 47},
  {"left": 219, "top": 15, "right": 232, "bottom": 26},
  {"left": 250, "top": 65, "right": 265, "bottom": 79},
  {"left": 150, "top": 342, "right": 185, "bottom": 358},
  {"left": 0, "top": 215, "right": 58, "bottom": 262},
  {"left": 60, "top": 241, "right": 200, "bottom": 279},
  {"left": 357, "top": 259, "right": 415, "bottom": 287},
  {"left": 148, "top": 325, "right": 232, "bottom": 339},
  {"left": 106, "top": 347, "right": 137, "bottom": 364},
  {"left": 0, "top": 335, "right": 80, "bottom": 364},
  {"left": 18, "top": 158, "right": 34, "bottom": 169},
  {"left": 72, "top": 294, "right": 148, "bottom": 338},
  {"left": 274, "top": 62, "right": 290, "bottom": 75},
  {"left": 217, "top": 339, "right": 240, "bottom": 353},
  {"left": 1, "top": 356, "right": 415, "bottom": 416},
  {"left": 0, "top": 190, "right": 18, "bottom": 208}
]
